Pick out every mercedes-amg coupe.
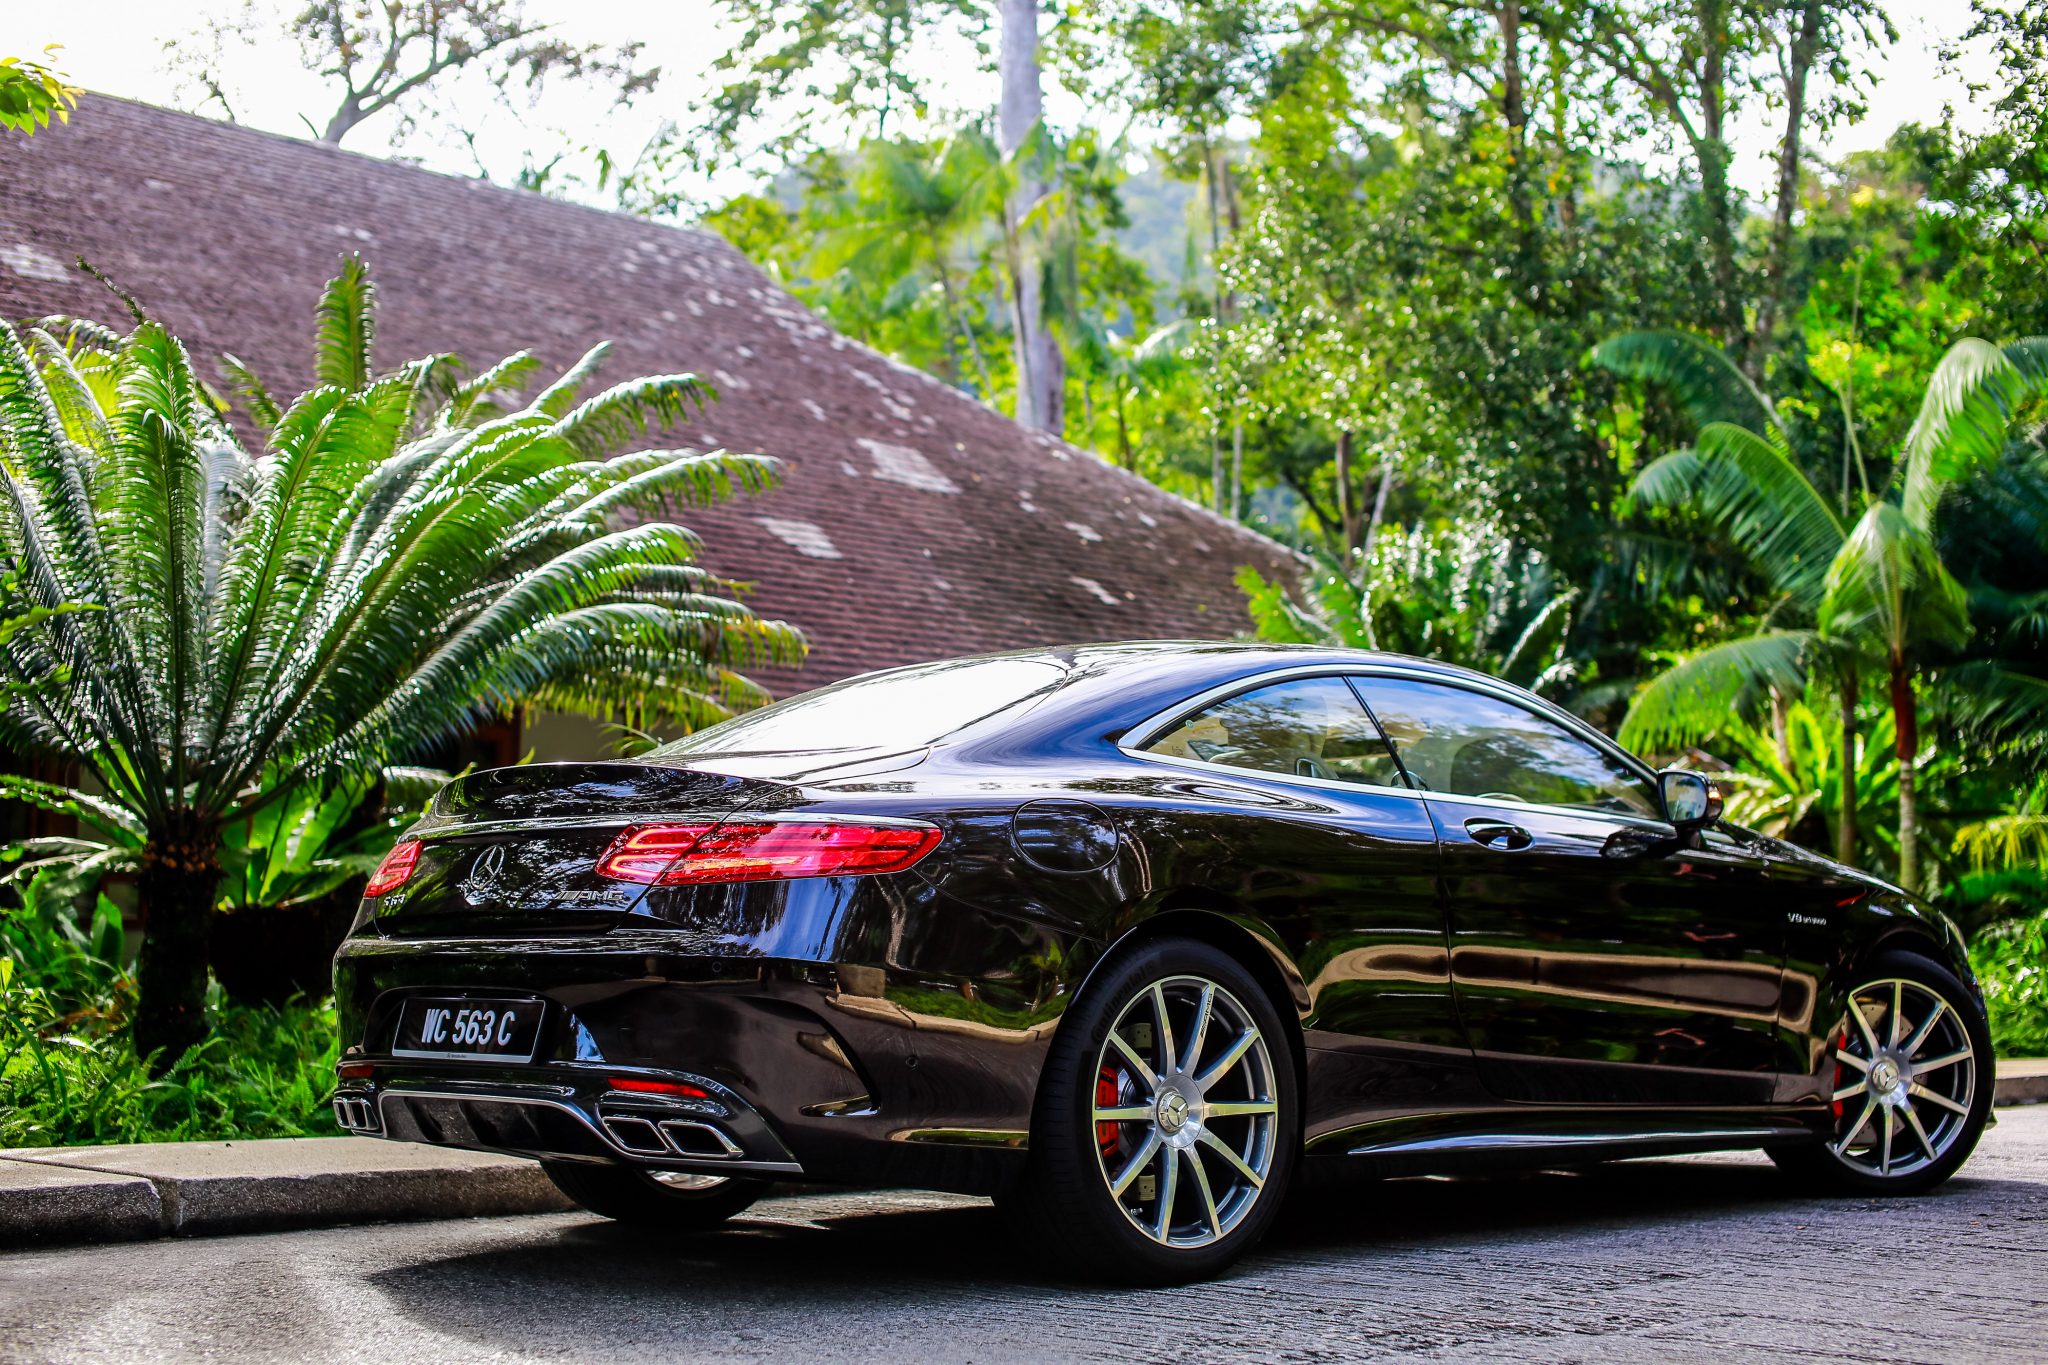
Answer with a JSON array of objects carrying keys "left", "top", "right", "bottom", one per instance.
[{"left": 332, "top": 643, "right": 1992, "bottom": 1283}]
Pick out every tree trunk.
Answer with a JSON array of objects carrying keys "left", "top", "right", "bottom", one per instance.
[
  {"left": 1114, "top": 376, "right": 1133, "bottom": 470},
  {"left": 134, "top": 810, "right": 223, "bottom": 1069},
  {"left": 1210, "top": 424, "right": 1225, "bottom": 512},
  {"left": 997, "top": 0, "right": 1063, "bottom": 431},
  {"left": 934, "top": 257, "right": 994, "bottom": 398},
  {"left": 1694, "top": 0, "right": 1747, "bottom": 353},
  {"left": 1754, "top": 0, "right": 1824, "bottom": 358},
  {"left": 1890, "top": 658, "right": 1919, "bottom": 893},
  {"left": 1837, "top": 666, "right": 1858, "bottom": 866},
  {"left": 1230, "top": 420, "right": 1244, "bottom": 520},
  {"left": 1496, "top": 0, "right": 1539, "bottom": 262},
  {"left": 1363, "top": 462, "right": 1394, "bottom": 563},
  {"left": 1770, "top": 686, "right": 1792, "bottom": 771},
  {"left": 1334, "top": 429, "right": 1361, "bottom": 559}
]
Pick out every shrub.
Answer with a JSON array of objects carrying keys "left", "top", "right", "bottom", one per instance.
[{"left": 1972, "top": 913, "right": 2048, "bottom": 1058}]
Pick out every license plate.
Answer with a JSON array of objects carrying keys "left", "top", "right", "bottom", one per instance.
[{"left": 392, "top": 996, "right": 543, "bottom": 1063}]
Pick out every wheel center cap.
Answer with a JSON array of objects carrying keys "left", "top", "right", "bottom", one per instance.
[
  {"left": 1156, "top": 1090, "right": 1191, "bottom": 1133},
  {"left": 1871, "top": 1058, "right": 1902, "bottom": 1094}
]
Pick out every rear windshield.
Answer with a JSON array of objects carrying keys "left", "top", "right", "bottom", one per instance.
[{"left": 652, "top": 657, "right": 1069, "bottom": 757}]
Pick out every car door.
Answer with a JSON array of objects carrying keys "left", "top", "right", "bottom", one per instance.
[
  {"left": 1348, "top": 673, "right": 1785, "bottom": 1107},
  {"left": 1126, "top": 673, "right": 1465, "bottom": 1122}
]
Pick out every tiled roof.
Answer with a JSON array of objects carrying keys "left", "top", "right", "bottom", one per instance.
[{"left": 0, "top": 96, "right": 1301, "bottom": 696}]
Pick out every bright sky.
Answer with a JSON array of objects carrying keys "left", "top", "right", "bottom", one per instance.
[{"left": 17, "top": 1, "right": 2005, "bottom": 212}]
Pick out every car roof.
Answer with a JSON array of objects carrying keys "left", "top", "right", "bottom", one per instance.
[{"left": 926, "top": 640, "right": 1561, "bottom": 748}]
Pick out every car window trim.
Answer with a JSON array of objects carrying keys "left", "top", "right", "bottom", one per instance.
[
  {"left": 1115, "top": 665, "right": 1424, "bottom": 802},
  {"left": 1340, "top": 669, "right": 1664, "bottom": 816},
  {"left": 1119, "top": 662, "right": 1668, "bottom": 825}
]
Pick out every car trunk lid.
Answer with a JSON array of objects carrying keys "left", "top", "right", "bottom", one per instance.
[{"left": 368, "top": 761, "right": 784, "bottom": 937}]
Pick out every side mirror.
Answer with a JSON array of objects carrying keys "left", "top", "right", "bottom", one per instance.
[{"left": 1660, "top": 769, "right": 1723, "bottom": 830}]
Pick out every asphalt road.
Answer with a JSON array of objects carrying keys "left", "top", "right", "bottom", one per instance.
[{"left": 6, "top": 1108, "right": 2046, "bottom": 1364}]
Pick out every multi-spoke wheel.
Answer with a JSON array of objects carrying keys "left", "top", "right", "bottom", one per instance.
[
  {"left": 1773, "top": 950, "right": 1991, "bottom": 1195},
  {"left": 1009, "top": 937, "right": 1298, "bottom": 1284},
  {"left": 540, "top": 1161, "right": 771, "bottom": 1230}
]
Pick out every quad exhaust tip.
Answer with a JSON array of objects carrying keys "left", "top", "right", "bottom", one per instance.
[{"left": 600, "top": 1114, "right": 744, "bottom": 1159}]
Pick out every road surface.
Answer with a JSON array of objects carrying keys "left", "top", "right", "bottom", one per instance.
[{"left": 5, "top": 1107, "right": 2045, "bottom": 1362}]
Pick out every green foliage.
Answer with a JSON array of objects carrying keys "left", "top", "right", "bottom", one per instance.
[
  {"left": 0, "top": 259, "right": 804, "bottom": 1059},
  {"left": 0, "top": 957, "right": 341, "bottom": 1147},
  {"left": 1, "top": 881, "right": 339, "bottom": 1145},
  {"left": 1970, "top": 913, "right": 2048, "bottom": 1058},
  {"left": 0, "top": 49, "right": 81, "bottom": 136},
  {"left": 1238, "top": 521, "right": 1583, "bottom": 696},
  {"left": 1715, "top": 700, "right": 1898, "bottom": 853}
]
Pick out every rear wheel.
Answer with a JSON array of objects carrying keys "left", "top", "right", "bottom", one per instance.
[
  {"left": 1772, "top": 950, "right": 1991, "bottom": 1195},
  {"left": 541, "top": 1162, "right": 771, "bottom": 1230},
  {"left": 1009, "top": 937, "right": 1299, "bottom": 1285}
]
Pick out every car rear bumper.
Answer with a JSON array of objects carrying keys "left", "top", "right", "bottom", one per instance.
[
  {"left": 331, "top": 930, "right": 1052, "bottom": 1194},
  {"left": 332, "top": 1067, "right": 805, "bottom": 1177}
]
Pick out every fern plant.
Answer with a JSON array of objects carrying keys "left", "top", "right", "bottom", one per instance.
[{"left": 0, "top": 259, "right": 803, "bottom": 1063}]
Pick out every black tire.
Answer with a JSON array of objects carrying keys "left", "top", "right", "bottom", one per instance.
[
  {"left": 541, "top": 1161, "right": 771, "bottom": 1230},
  {"left": 1771, "top": 948, "right": 1993, "bottom": 1196},
  {"left": 1007, "top": 936, "right": 1300, "bottom": 1285}
]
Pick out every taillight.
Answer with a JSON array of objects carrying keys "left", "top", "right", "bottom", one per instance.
[
  {"left": 365, "top": 839, "right": 422, "bottom": 897},
  {"left": 595, "top": 819, "right": 941, "bottom": 886},
  {"left": 594, "top": 823, "right": 715, "bottom": 883},
  {"left": 607, "top": 1076, "right": 710, "bottom": 1098}
]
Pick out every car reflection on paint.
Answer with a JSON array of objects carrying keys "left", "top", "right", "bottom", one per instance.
[{"left": 332, "top": 643, "right": 1993, "bottom": 1284}]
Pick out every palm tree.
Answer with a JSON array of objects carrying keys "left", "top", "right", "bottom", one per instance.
[
  {"left": 1597, "top": 330, "right": 2048, "bottom": 891},
  {"left": 812, "top": 131, "right": 1004, "bottom": 397},
  {"left": 0, "top": 261, "right": 803, "bottom": 1062}
]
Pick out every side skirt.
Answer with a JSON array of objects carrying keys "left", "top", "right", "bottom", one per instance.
[{"left": 1311, "top": 1109, "right": 1822, "bottom": 1178}]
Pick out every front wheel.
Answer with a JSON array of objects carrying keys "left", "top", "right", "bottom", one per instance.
[
  {"left": 1772, "top": 949, "right": 1992, "bottom": 1195},
  {"left": 541, "top": 1162, "right": 771, "bottom": 1230},
  {"left": 1008, "top": 937, "right": 1299, "bottom": 1285}
]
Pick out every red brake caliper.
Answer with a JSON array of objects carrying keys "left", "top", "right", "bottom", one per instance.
[
  {"left": 1097, "top": 1066, "right": 1123, "bottom": 1157},
  {"left": 1831, "top": 1027, "right": 1849, "bottom": 1120}
]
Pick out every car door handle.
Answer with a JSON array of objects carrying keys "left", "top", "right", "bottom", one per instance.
[{"left": 1465, "top": 819, "right": 1533, "bottom": 851}]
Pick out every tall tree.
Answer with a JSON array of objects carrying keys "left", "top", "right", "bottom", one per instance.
[
  {"left": 997, "top": 0, "right": 1065, "bottom": 430},
  {"left": 174, "top": 1, "right": 657, "bottom": 148}
]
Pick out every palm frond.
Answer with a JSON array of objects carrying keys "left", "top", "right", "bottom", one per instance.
[
  {"left": 1617, "top": 630, "right": 1814, "bottom": 751},
  {"left": 1953, "top": 812, "right": 2048, "bottom": 871},
  {"left": 313, "top": 255, "right": 375, "bottom": 392},
  {"left": 220, "top": 353, "right": 282, "bottom": 430},
  {"left": 1589, "top": 330, "right": 1780, "bottom": 438},
  {"left": 1901, "top": 336, "right": 2048, "bottom": 529},
  {"left": 1686, "top": 422, "right": 1846, "bottom": 612},
  {"left": 1820, "top": 502, "right": 1971, "bottom": 659}
]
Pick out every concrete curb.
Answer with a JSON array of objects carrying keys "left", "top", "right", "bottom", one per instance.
[
  {"left": 1995, "top": 1059, "right": 2048, "bottom": 1106},
  {"left": 4, "top": 1060, "right": 2044, "bottom": 1250},
  {"left": 0, "top": 1137, "right": 571, "bottom": 1249}
]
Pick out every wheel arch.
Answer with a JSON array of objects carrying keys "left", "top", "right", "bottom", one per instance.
[{"left": 1053, "top": 894, "right": 1311, "bottom": 1130}]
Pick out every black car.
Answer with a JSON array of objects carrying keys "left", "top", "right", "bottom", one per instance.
[{"left": 332, "top": 643, "right": 1992, "bottom": 1283}]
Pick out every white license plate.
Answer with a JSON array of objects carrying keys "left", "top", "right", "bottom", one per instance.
[{"left": 392, "top": 997, "right": 543, "bottom": 1062}]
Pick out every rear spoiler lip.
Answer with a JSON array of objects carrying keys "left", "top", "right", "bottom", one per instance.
[{"left": 406, "top": 806, "right": 937, "bottom": 843}]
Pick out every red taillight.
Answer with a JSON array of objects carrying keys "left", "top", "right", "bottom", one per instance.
[
  {"left": 594, "top": 823, "right": 715, "bottom": 884},
  {"left": 337, "top": 1060, "right": 374, "bottom": 1081},
  {"left": 365, "top": 839, "right": 422, "bottom": 897},
  {"left": 608, "top": 1076, "right": 710, "bottom": 1098},
  {"left": 595, "top": 819, "right": 941, "bottom": 886}
]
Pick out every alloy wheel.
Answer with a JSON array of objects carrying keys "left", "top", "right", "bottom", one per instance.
[
  {"left": 1091, "top": 974, "right": 1279, "bottom": 1249},
  {"left": 1827, "top": 977, "right": 1978, "bottom": 1179}
]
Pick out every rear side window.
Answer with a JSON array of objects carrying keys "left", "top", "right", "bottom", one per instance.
[
  {"left": 654, "top": 657, "right": 1067, "bottom": 756},
  {"left": 1143, "top": 676, "right": 1408, "bottom": 788},
  {"left": 1347, "top": 676, "right": 1657, "bottom": 816}
]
